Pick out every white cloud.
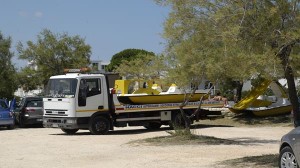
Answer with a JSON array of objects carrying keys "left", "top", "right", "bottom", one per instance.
[
  {"left": 18, "top": 11, "right": 43, "bottom": 18},
  {"left": 35, "top": 11, "right": 43, "bottom": 18}
]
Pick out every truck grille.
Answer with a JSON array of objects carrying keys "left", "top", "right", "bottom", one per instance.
[
  {"left": 46, "top": 119, "right": 66, "bottom": 123},
  {"left": 45, "top": 109, "right": 68, "bottom": 116}
]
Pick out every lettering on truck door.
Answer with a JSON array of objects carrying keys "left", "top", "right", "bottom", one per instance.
[{"left": 76, "top": 78, "right": 105, "bottom": 116}]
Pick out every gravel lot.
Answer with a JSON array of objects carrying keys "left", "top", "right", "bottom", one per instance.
[{"left": 0, "top": 125, "right": 293, "bottom": 168}]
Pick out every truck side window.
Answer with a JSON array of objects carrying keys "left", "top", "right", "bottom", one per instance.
[
  {"left": 86, "top": 78, "right": 101, "bottom": 97},
  {"left": 78, "top": 79, "right": 88, "bottom": 107}
]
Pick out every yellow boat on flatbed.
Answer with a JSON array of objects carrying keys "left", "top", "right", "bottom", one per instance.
[
  {"left": 117, "top": 92, "right": 208, "bottom": 105},
  {"left": 115, "top": 80, "right": 210, "bottom": 105}
]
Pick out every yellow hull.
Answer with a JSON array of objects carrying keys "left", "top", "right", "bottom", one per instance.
[
  {"left": 117, "top": 93, "right": 208, "bottom": 105},
  {"left": 228, "top": 108, "right": 244, "bottom": 114},
  {"left": 229, "top": 105, "right": 292, "bottom": 117},
  {"left": 252, "top": 105, "right": 292, "bottom": 117}
]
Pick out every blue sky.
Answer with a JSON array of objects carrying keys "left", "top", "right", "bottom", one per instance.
[{"left": 0, "top": 0, "right": 169, "bottom": 68}]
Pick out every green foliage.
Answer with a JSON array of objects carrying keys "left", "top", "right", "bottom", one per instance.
[
  {"left": 156, "top": 0, "right": 300, "bottom": 126},
  {"left": 161, "top": 1, "right": 277, "bottom": 88},
  {"left": 0, "top": 32, "right": 18, "bottom": 99},
  {"left": 114, "top": 53, "right": 154, "bottom": 79},
  {"left": 217, "top": 79, "right": 240, "bottom": 101},
  {"left": 115, "top": 53, "right": 166, "bottom": 79},
  {"left": 107, "top": 49, "right": 155, "bottom": 72},
  {"left": 17, "top": 29, "right": 91, "bottom": 86},
  {"left": 158, "top": 0, "right": 300, "bottom": 89},
  {"left": 17, "top": 67, "right": 42, "bottom": 91},
  {"left": 167, "top": 126, "right": 194, "bottom": 138}
]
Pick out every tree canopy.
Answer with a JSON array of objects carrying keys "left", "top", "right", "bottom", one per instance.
[
  {"left": 157, "top": 0, "right": 300, "bottom": 126},
  {"left": 17, "top": 29, "right": 91, "bottom": 86},
  {"left": 107, "top": 48, "right": 155, "bottom": 72},
  {"left": 115, "top": 53, "right": 166, "bottom": 78},
  {"left": 0, "top": 32, "right": 18, "bottom": 99},
  {"left": 17, "top": 67, "right": 41, "bottom": 92}
]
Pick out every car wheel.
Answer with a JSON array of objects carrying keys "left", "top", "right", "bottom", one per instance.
[
  {"left": 279, "top": 146, "right": 299, "bottom": 168},
  {"left": 19, "top": 116, "right": 25, "bottom": 128},
  {"left": 61, "top": 128, "right": 79, "bottom": 135},
  {"left": 89, "top": 116, "right": 110, "bottom": 135},
  {"left": 7, "top": 124, "right": 15, "bottom": 130}
]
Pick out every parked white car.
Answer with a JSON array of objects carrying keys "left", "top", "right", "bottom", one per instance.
[{"left": 279, "top": 126, "right": 300, "bottom": 168}]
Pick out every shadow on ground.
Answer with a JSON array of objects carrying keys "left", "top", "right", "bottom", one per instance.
[
  {"left": 231, "top": 112, "right": 292, "bottom": 125},
  {"left": 0, "top": 124, "right": 43, "bottom": 131},
  {"left": 217, "top": 154, "right": 278, "bottom": 168},
  {"left": 127, "top": 133, "right": 280, "bottom": 146},
  {"left": 49, "top": 127, "right": 172, "bottom": 136}
]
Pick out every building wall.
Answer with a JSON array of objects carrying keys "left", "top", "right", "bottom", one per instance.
[{"left": 91, "top": 60, "right": 110, "bottom": 73}]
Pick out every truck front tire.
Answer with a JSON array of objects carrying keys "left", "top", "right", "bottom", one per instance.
[
  {"left": 89, "top": 116, "right": 110, "bottom": 135},
  {"left": 61, "top": 128, "right": 79, "bottom": 135}
]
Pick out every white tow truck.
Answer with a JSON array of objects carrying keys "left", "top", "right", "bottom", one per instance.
[{"left": 43, "top": 70, "right": 224, "bottom": 135}]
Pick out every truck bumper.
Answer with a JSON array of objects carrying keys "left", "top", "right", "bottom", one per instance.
[{"left": 43, "top": 117, "right": 79, "bottom": 129}]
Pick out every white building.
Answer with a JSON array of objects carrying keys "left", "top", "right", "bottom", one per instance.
[{"left": 91, "top": 60, "right": 110, "bottom": 73}]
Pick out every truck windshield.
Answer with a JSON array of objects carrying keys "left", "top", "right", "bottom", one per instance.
[{"left": 45, "top": 79, "right": 78, "bottom": 98}]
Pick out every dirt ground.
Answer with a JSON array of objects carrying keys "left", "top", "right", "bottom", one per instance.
[{"left": 0, "top": 121, "right": 293, "bottom": 168}]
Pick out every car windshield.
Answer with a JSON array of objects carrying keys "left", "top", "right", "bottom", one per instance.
[
  {"left": 0, "top": 100, "right": 8, "bottom": 110},
  {"left": 45, "top": 78, "right": 78, "bottom": 98}
]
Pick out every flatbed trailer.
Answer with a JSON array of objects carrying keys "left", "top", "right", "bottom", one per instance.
[{"left": 43, "top": 71, "right": 224, "bottom": 135}]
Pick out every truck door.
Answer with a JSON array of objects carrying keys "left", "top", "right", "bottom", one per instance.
[{"left": 77, "top": 78, "right": 105, "bottom": 116}]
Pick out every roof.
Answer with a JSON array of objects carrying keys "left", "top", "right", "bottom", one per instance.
[{"left": 50, "top": 73, "right": 105, "bottom": 79}]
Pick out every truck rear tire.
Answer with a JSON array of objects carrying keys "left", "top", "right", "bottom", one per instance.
[
  {"left": 171, "top": 113, "right": 186, "bottom": 129},
  {"left": 89, "top": 116, "right": 110, "bottom": 135},
  {"left": 61, "top": 128, "right": 79, "bottom": 135},
  {"left": 144, "top": 122, "right": 162, "bottom": 130}
]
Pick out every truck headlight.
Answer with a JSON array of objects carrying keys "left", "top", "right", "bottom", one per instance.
[{"left": 66, "top": 119, "right": 76, "bottom": 124}]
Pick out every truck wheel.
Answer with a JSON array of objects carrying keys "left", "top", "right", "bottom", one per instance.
[
  {"left": 89, "top": 116, "right": 110, "bottom": 135},
  {"left": 144, "top": 122, "right": 161, "bottom": 130},
  {"left": 171, "top": 113, "right": 186, "bottom": 129},
  {"left": 61, "top": 128, "right": 79, "bottom": 135}
]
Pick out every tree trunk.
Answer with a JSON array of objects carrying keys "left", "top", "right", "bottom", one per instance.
[
  {"left": 179, "top": 97, "right": 192, "bottom": 133},
  {"left": 278, "top": 45, "right": 300, "bottom": 127},
  {"left": 179, "top": 107, "right": 191, "bottom": 132},
  {"left": 235, "top": 81, "right": 243, "bottom": 103},
  {"left": 190, "top": 84, "right": 215, "bottom": 121},
  {"left": 178, "top": 87, "right": 198, "bottom": 133},
  {"left": 285, "top": 66, "right": 300, "bottom": 127}
]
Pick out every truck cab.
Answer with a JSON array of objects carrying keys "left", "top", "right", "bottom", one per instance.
[{"left": 43, "top": 72, "right": 116, "bottom": 134}]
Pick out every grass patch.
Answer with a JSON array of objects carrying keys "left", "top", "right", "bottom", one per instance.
[
  {"left": 128, "top": 129, "right": 239, "bottom": 146},
  {"left": 219, "top": 154, "right": 278, "bottom": 168}
]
